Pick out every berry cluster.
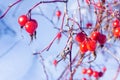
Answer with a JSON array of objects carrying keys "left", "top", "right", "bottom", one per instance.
[
  {"left": 91, "top": 31, "right": 107, "bottom": 45},
  {"left": 18, "top": 10, "right": 61, "bottom": 40},
  {"left": 18, "top": 15, "right": 38, "bottom": 37},
  {"left": 113, "top": 19, "right": 120, "bottom": 38},
  {"left": 75, "top": 31, "right": 106, "bottom": 54},
  {"left": 81, "top": 67, "right": 106, "bottom": 79}
]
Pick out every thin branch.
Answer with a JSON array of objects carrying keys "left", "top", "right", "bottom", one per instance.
[
  {"left": 0, "top": 0, "right": 22, "bottom": 19},
  {"left": 103, "top": 46, "right": 120, "bottom": 63},
  {"left": 39, "top": 54, "right": 49, "bottom": 80},
  {"left": 113, "top": 65, "right": 120, "bottom": 80},
  {"left": 27, "top": 0, "right": 68, "bottom": 15},
  {"left": 68, "top": 18, "right": 82, "bottom": 31},
  {"left": 33, "top": 34, "right": 58, "bottom": 55},
  {"left": 69, "top": 54, "right": 84, "bottom": 80},
  {"left": 77, "top": 0, "right": 82, "bottom": 27},
  {"left": 57, "top": 51, "right": 79, "bottom": 80}
]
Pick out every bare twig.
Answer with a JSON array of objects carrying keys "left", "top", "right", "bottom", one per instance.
[
  {"left": 57, "top": 51, "right": 79, "bottom": 80},
  {"left": 0, "top": 0, "right": 22, "bottom": 19},
  {"left": 27, "top": 0, "right": 68, "bottom": 15},
  {"left": 39, "top": 54, "right": 49, "bottom": 80},
  {"left": 113, "top": 65, "right": 120, "bottom": 80}
]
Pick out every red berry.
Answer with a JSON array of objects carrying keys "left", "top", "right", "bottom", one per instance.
[
  {"left": 18, "top": 15, "right": 28, "bottom": 27},
  {"left": 97, "top": 33, "right": 106, "bottom": 45},
  {"left": 96, "top": 2, "right": 102, "bottom": 8},
  {"left": 86, "top": 22, "right": 92, "bottom": 28},
  {"left": 82, "top": 78, "right": 87, "bottom": 80},
  {"left": 57, "top": 32, "right": 62, "bottom": 40},
  {"left": 102, "top": 67, "right": 107, "bottom": 72},
  {"left": 113, "top": 27, "right": 120, "bottom": 37},
  {"left": 82, "top": 68, "right": 87, "bottom": 74},
  {"left": 80, "top": 40, "right": 88, "bottom": 53},
  {"left": 87, "top": 39, "right": 96, "bottom": 51},
  {"left": 56, "top": 10, "right": 61, "bottom": 17},
  {"left": 87, "top": 68, "right": 93, "bottom": 76},
  {"left": 91, "top": 31, "right": 100, "bottom": 41},
  {"left": 53, "top": 59, "right": 58, "bottom": 66},
  {"left": 113, "top": 19, "right": 119, "bottom": 28},
  {"left": 25, "top": 19, "right": 38, "bottom": 35},
  {"left": 98, "top": 71, "right": 103, "bottom": 77},
  {"left": 93, "top": 71, "right": 99, "bottom": 78},
  {"left": 86, "top": 0, "right": 90, "bottom": 5},
  {"left": 75, "top": 32, "right": 86, "bottom": 43}
]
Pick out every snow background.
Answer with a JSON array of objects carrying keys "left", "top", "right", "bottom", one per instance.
[{"left": 0, "top": 0, "right": 120, "bottom": 80}]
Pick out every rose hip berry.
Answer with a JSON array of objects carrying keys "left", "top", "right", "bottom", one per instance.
[
  {"left": 87, "top": 68, "right": 93, "bottom": 76},
  {"left": 18, "top": 15, "right": 28, "bottom": 27},
  {"left": 113, "top": 19, "right": 119, "bottom": 28},
  {"left": 97, "top": 33, "right": 107, "bottom": 45},
  {"left": 86, "top": 22, "right": 92, "bottom": 28},
  {"left": 25, "top": 19, "right": 38, "bottom": 35},
  {"left": 91, "top": 31, "right": 100, "bottom": 41},
  {"left": 113, "top": 27, "right": 120, "bottom": 37},
  {"left": 82, "top": 68, "right": 87, "bottom": 74},
  {"left": 75, "top": 32, "right": 86, "bottom": 43},
  {"left": 57, "top": 32, "right": 62, "bottom": 40},
  {"left": 86, "top": 39, "right": 96, "bottom": 51},
  {"left": 56, "top": 10, "right": 61, "bottom": 17},
  {"left": 96, "top": 2, "right": 102, "bottom": 9},
  {"left": 93, "top": 71, "right": 99, "bottom": 78},
  {"left": 86, "top": 0, "right": 90, "bottom": 5},
  {"left": 102, "top": 67, "right": 107, "bottom": 72},
  {"left": 98, "top": 71, "right": 103, "bottom": 77},
  {"left": 53, "top": 59, "right": 58, "bottom": 66}
]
